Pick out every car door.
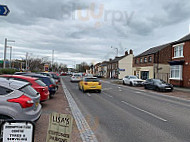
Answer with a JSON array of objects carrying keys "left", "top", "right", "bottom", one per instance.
[
  {"left": 149, "top": 79, "right": 155, "bottom": 89},
  {"left": 123, "top": 76, "right": 128, "bottom": 84}
]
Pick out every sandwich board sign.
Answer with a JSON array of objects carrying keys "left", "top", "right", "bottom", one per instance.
[
  {"left": 46, "top": 112, "right": 73, "bottom": 142},
  {"left": 1, "top": 121, "right": 34, "bottom": 142}
]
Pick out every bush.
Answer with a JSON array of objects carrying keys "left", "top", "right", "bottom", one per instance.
[{"left": 0, "top": 69, "right": 19, "bottom": 75}]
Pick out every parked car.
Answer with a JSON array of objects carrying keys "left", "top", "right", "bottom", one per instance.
[
  {"left": 49, "top": 72, "right": 60, "bottom": 83},
  {"left": 0, "top": 78, "right": 41, "bottom": 123},
  {"left": 70, "top": 73, "right": 82, "bottom": 82},
  {"left": 144, "top": 79, "right": 173, "bottom": 92},
  {"left": 60, "top": 72, "right": 68, "bottom": 76},
  {"left": 0, "top": 75, "right": 49, "bottom": 102},
  {"left": 123, "top": 75, "right": 144, "bottom": 86},
  {"left": 23, "top": 73, "right": 57, "bottom": 97},
  {"left": 38, "top": 72, "right": 59, "bottom": 87},
  {"left": 14, "top": 72, "right": 28, "bottom": 75},
  {"left": 78, "top": 77, "right": 102, "bottom": 93}
]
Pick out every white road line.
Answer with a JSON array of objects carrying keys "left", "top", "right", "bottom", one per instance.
[
  {"left": 61, "top": 79, "right": 98, "bottom": 142},
  {"left": 121, "top": 101, "right": 167, "bottom": 122},
  {"left": 102, "top": 92, "right": 113, "bottom": 98},
  {"left": 135, "top": 91, "right": 142, "bottom": 94},
  {"left": 87, "top": 93, "right": 91, "bottom": 97}
]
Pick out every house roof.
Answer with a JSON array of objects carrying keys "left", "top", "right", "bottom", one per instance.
[
  {"left": 135, "top": 43, "right": 172, "bottom": 58},
  {"left": 174, "top": 33, "right": 190, "bottom": 44}
]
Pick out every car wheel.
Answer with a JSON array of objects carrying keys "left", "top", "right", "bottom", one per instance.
[
  {"left": 144, "top": 85, "right": 147, "bottom": 89},
  {"left": 130, "top": 82, "right": 133, "bottom": 86},
  {"left": 123, "top": 81, "right": 125, "bottom": 85},
  {"left": 82, "top": 87, "right": 86, "bottom": 93},
  {"left": 155, "top": 87, "right": 160, "bottom": 92}
]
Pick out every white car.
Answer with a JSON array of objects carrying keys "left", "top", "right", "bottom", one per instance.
[
  {"left": 70, "top": 73, "right": 82, "bottom": 82},
  {"left": 123, "top": 75, "right": 144, "bottom": 86}
]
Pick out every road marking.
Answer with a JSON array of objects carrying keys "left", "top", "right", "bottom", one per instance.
[
  {"left": 102, "top": 92, "right": 113, "bottom": 98},
  {"left": 121, "top": 101, "right": 167, "bottom": 122},
  {"left": 87, "top": 93, "right": 91, "bottom": 97},
  {"left": 135, "top": 91, "right": 142, "bottom": 94},
  {"left": 61, "top": 79, "right": 98, "bottom": 142}
]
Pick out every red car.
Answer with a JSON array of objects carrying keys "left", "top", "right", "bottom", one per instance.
[{"left": 0, "top": 75, "right": 49, "bottom": 102}]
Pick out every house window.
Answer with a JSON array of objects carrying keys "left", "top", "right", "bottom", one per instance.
[
  {"left": 170, "top": 65, "right": 182, "bottom": 80},
  {"left": 148, "top": 56, "right": 152, "bottom": 62},
  {"left": 140, "top": 58, "right": 143, "bottom": 63},
  {"left": 173, "top": 44, "right": 184, "bottom": 58},
  {"left": 144, "top": 57, "right": 147, "bottom": 63}
]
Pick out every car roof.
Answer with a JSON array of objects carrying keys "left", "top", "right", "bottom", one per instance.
[
  {"left": 1, "top": 75, "right": 38, "bottom": 81},
  {"left": 24, "top": 73, "right": 49, "bottom": 78},
  {"left": 0, "top": 78, "right": 29, "bottom": 90}
]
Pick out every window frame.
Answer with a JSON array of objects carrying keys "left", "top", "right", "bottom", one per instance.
[
  {"left": 173, "top": 43, "right": 184, "bottom": 58},
  {"left": 170, "top": 65, "right": 183, "bottom": 80}
]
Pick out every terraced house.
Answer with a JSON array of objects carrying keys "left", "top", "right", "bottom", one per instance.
[
  {"left": 169, "top": 34, "right": 190, "bottom": 88},
  {"left": 133, "top": 43, "right": 173, "bottom": 82}
]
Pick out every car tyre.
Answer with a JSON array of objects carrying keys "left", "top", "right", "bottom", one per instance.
[
  {"left": 123, "top": 81, "right": 126, "bottom": 85},
  {"left": 82, "top": 87, "right": 86, "bottom": 93},
  {"left": 130, "top": 82, "right": 133, "bottom": 86},
  {"left": 144, "top": 85, "right": 147, "bottom": 89}
]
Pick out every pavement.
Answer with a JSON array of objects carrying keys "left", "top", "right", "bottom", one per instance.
[
  {"left": 62, "top": 76, "right": 190, "bottom": 142},
  {"left": 34, "top": 84, "right": 82, "bottom": 142}
]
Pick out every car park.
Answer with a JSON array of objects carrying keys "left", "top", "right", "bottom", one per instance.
[
  {"left": 0, "top": 78, "right": 41, "bottom": 122},
  {"left": 123, "top": 75, "right": 144, "bottom": 86},
  {"left": 144, "top": 79, "right": 173, "bottom": 92},
  {"left": 23, "top": 73, "right": 57, "bottom": 97},
  {"left": 0, "top": 75, "right": 49, "bottom": 102},
  {"left": 70, "top": 73, "right": 82, "bottom": 82},
  {"left": 49, "top": 72, "right": 60, "bottom": 83},
  {"left": 78, "top": 77, "right": 102, "bottom": 93}
]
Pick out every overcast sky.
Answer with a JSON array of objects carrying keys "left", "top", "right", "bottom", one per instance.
[{"left": 0, "top": 0, "right": 190, "bottom": 67}]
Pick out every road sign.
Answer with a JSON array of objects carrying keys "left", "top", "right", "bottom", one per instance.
[
  {"left": 1, "top": 121, "right": 34, "bottom": 142},
  {"left": 0, "top": 5, "right": 10, "bottom": 16},
  {"left": 46, "top": 112, "right": 73, "bottom": 142}
]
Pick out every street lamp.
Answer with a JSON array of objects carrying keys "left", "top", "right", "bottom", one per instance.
[
  {"left": 6, "top": 46, "right": 12, "bottom": 68},
  {"left": 111, "top": 46, "right": 118, "bottom": 57},
  {"left": 3, "top": 38, "right": 15, "bottom": 68}
]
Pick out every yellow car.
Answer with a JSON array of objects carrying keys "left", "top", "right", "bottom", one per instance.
[{"left": 79, "top": 77, "right": 102, "bottom": 93}]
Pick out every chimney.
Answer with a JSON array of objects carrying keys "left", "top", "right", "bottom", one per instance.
[
  {"left": 109, "top": 58, "right": 112, "bottom": 61},
  {"left": 129, "top": 49, "right": 133, "bottom": 54},
  {"left": 125, "top": 51, "right": 128, "bottom": 56}
]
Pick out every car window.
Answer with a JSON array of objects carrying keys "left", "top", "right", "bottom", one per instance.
[
  {"left": 35, "top": 79, "right": 46, "bottom": 87},
  {"left": 19, "top": 85, "right": 38, "bottom": 97},
  {"left": 129, "top": 76, "right": 138, "bottom": 79},
  {"left": 125, "top": 76, "right": 128, "bottom": 78},
  {"left": 84, "top": 78, "right": 99, "bottom": 82},
  {"left": 0, "top": 86, "right": 13, "bottom": 95}
]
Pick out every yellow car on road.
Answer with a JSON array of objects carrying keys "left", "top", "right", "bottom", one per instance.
[{"left": 79, "top": 77, "right": 102, "bottom": 93}]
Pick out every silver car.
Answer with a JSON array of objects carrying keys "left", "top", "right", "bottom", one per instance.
[
  {"left": 70, "top": 73, "right": 82, "bottom": 82},
  {"left": 0, "top": 78, "right": 42, "bottom": 123}
]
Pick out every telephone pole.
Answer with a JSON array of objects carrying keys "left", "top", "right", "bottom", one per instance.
[{"left": 52, "top": 50, "right": 54, "bottom": 71}]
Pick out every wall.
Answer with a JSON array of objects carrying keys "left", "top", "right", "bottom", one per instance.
[
  {"left": 133, "top": 66, "right": 154, "bottom": 80},
  {"left": 118, "top": 54, "right": 133, "bottom": 79}
]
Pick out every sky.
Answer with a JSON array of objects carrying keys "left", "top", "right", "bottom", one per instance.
[{"left": 0, "top": 0, "right": 190, "bottom": 67}]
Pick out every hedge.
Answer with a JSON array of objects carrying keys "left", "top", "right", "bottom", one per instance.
[{"left": 0, "top": 69, "right": 19, "bottom": 75}]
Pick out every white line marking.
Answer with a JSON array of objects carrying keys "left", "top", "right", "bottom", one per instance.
[
  {"left": 135, "top": 91, "right": 142, "bottom": 94},
  {"left": 61, "top": 79, "right": 98, "bottom": 142},
  {"left": 87, "top": 93, "right": 91, "bottom": 97},
  {"left": 102, "top": 92, "right": 113, "bottom": 98},
  {"left": 121, "top": 101, "right": 167, "bottom": 122}
]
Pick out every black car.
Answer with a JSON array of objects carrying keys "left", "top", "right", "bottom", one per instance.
[
  {"left": 23, "top": 73, "right": 57, "bottom": 97},
  {"left": 144, "top": 79, "right": 173, "bottom": 92}
]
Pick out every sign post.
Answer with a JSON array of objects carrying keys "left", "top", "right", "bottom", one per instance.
[
  {"left": 0, "top": 5, "right": 10, "bottom": 16},
  {"left": 46, "top": 112, "right": 73, "bottom": 142}
]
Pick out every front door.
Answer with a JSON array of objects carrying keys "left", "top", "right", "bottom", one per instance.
[{"left": 141, "top": 71, "right": 149, "bottom": 80}]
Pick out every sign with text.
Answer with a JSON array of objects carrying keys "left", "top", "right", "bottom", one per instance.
[
  {"left": 2, "top": 121, "right": 34, "bottom": 142},
  {"left": 46, "top": 112, "right": 73, "bottom": 142}
]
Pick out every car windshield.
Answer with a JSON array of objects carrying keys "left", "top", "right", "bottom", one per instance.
[
  {"left": 130, "top": 76, "right": 138, "bottom": 79},
  {"left": 35, "top": 79, "right": 46, "bottom": 87},
  {"left": 19, "top": 85, "right": 38, "bottom": 97},
  {"left": 154, "top": 79, "right": 166, "bottom": 84},
  {"left": 74, "top": 74, "right": 81, "bottom": 77}
]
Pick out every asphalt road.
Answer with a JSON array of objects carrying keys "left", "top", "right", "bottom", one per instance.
[{"left": 62, "top": 77, "right": 190, "bottom": 142}]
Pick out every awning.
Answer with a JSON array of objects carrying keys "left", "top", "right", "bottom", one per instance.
[{"left": 168, "top": 60, "right": 185, "bottom": 65}]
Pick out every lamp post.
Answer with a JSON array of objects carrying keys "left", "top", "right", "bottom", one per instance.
[
  {"left": 111, "top": 46, "right": 118, "bottom": 57},
  {"left": 6, "top": 46, "right": 12, "bottom": 68},
  {"left": 3, "top": 38, "right": 15, "bottom": 68}
]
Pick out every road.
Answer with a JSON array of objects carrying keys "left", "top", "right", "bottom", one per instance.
[{"left": 62, "top": 77, "right": 190, "bottom": 142}]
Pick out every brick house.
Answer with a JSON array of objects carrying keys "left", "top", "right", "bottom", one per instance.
[
  {"left": 133, "top": 43, "right": 173, "bottom": 82},
  {"left": 169, "top": 34, "right": 190, "bottom": 88},
  {"left": 99, "top": 61, "right": 109, "bottom": 78}
]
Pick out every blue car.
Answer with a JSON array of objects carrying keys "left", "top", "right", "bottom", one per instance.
[{"left": 23, "top": 73, "right": 57, "bottom": 97}]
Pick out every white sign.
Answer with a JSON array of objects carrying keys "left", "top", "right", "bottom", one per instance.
[{"left": 2, "top": 122, "right": 34, "bottom": 142}]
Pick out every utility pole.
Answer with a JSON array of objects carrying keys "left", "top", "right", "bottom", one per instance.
[
  {"left": 3, "top": 38, "right": 15, "bottom": 69},
  {"left": 3, "top": 38, "right": 7, "bottom": 69},
  {"left": 26, "top": 52, "right": 28, "bottom": 70},
  {"left": 52, "top": 50, "right": 54, "bottom": 72}
]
